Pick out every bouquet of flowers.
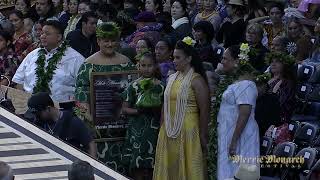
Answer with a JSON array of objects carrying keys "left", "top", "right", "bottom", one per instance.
[{"left": 135, "top": 78, "right": 162, "bottom": 108}]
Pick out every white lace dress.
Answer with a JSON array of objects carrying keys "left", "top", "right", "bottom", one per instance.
[{"left": 217, "top": 80, "right": 260, "bottom": 180}]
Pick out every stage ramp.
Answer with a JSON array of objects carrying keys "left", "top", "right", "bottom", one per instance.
[{"left": 0, "top": 107, "right": 130, "bottom": 180}]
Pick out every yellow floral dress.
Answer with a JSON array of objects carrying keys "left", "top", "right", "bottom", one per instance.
[{"left": 153, "top": 73, "right": 205, "bottom": 180}]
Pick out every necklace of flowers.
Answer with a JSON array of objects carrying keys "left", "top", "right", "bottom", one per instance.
[{"left": 33, "top": 41, "right": 68, "bottom": 94}]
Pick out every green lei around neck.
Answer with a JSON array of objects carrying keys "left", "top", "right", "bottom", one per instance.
[
  {"left": 33, "top": 41, "right": 68, "bottom": 94},
  {"left": 208, "top": 72, "right": 237, "bottom": 180}
]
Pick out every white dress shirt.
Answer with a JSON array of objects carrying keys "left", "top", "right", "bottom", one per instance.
[{"left": 13, "top": 46, "right": 85, "bottom": 103}]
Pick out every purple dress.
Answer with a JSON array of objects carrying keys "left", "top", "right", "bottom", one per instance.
[{"left": 159, "top": 61, "right": 175, "bottom": 84}]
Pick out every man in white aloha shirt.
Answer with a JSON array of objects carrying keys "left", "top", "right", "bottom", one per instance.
[{"left": 13, "top": 20, "right": 85, "bottom": 103}]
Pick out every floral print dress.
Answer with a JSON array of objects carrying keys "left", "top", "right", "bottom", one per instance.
[
  {"left": 122, "top": 78, "right": 164, "bottom": 170},
  {"left": 0, "top": 49, "right": 19, "bottom": 86}
]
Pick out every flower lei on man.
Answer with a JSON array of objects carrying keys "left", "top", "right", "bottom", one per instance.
[
  {"left": 208, "top": 43, "right": 257, "bottom": 180},
  {"left": 33, "top": 41, "right": 68, "bottom": 93}
]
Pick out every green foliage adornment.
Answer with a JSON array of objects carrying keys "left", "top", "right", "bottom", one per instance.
[
  {"left": 265, "top": 52, "right": 295, "bottom": 66},
  {"left": 139, "top": 78, "right": 153, "bottom": 91},
  {"left": 33, "top": 41, "right": 68, "bottom": 94},
  {"left": 208, "top": 73, "right": 237, "bottom": 180},
  {"left": 96, "top": 22, "right": 121, "bottom": 39},
  {"left": 255, "top": 73, "right": 272, "bottom": 84}
]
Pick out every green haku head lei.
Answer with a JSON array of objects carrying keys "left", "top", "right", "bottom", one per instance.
[
  {"left": 265, "top": 52, "right": 295, "bottom": 66},
  {"left": 96, "top": 22, "right": 121, "bottom": 39}
]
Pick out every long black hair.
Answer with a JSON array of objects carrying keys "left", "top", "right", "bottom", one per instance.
[{"left": 175, "top": 40, "right": 207, "bottom": 83}]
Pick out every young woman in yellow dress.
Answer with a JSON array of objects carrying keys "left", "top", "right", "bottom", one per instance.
[{"left": 153, "top": 37, "right": 210, "bottom": 180}]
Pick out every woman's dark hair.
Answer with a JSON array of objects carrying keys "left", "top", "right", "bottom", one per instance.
[
  {"left": 9, "top": 10, "right": 25, "bottom": 20},
  {"left": 138, "top": 38, "right": 154, "bottom": 52},
  {"left": 141, "top": 51, "right": 162, "bottom": 80},
  {"left": 158, "top": 37, "right": 175, "bottom": 51},
  {"left": 193, "top": 20, "right": 215, "bottom": 42},
  {"left": 15, "top": 0, "right": 31, "bottom": 8},
  {"left": 175, "top": 40, "right": 207, "bottom": 82},
  {"left": 281, "top": 63, "right": 297, "bottom": 82},
  {"left": 227, "top": 45, "right": 240, "bottom": 60},
  {"left": 230, "top": 4, "right": 247, "bottom": 16},
  {"left": 0, "top": 30, "right": 12, "bottom": 43}
]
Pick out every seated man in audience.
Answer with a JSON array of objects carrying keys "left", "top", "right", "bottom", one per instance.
[
  {"left": 67, "top": 12, "right": 99, "bottom": 58},
  {"left": 12, "top": 20, "right": 85, "bottom": 104},
  {"left": 68, "top": 160, "right": 95, "bottom": 180},
  {"left": 0, "top": 161, "right": 14, "bottom": 180},
  {"left": 35, "top": 0, "right": 57, "bottom": 21},
  {"left": 27, "top": 92, "right": 97, "bottom": 158}
]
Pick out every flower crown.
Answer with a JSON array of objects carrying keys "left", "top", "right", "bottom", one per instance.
[
  {"left": 236, "top": 43, "right": 257, "bottom": 76},
  {"left": 96, "top": 22, "right": 121, "bottom": 39},
  {"left": 265, "top": 52, "right": 295, "bottom": 66},
  {"left": 238, "top": 43, "right": 250, "bottom": 65},
  {"left": 182, "top": 36, "right": 196, "bottom": 47}
]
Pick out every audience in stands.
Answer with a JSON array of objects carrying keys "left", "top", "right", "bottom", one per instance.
[
  {"left": 66, "top": 11, "right": 98, "bottom": 58},
  {"left": 171, "top": 0, "right": 192, "bottom": 39},
  {"left": 9, "top": 10, "right": 32, "bottom": 61},
  {"left": 0, "top": 0, "right": 320, "bottom": 179},
  {"left": 0, "top": 30, "right": 19, "bottom": 86},
  {"left": 35, "top": 0, "right": 56, "bottom": 21}
]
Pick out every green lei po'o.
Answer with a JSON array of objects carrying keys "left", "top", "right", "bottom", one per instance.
[{"left": 33, "top": 41, "right": 68, "bottom": 94}]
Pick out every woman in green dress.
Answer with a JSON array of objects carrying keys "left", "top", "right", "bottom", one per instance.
[
  {"left": 75, "top": 22, "right": 136, "bottom": 174},
  {"left": 121, "top": 52, "right": 164, "bottom": 180}
]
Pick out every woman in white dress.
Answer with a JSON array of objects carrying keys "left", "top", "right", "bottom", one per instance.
[{"left": 217, "top": 45, "right": 260, "bottom": 180}]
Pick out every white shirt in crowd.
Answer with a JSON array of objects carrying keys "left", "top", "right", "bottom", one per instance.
[{"left": 12, "top": 47, "right": 85, "bottom": 103}]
